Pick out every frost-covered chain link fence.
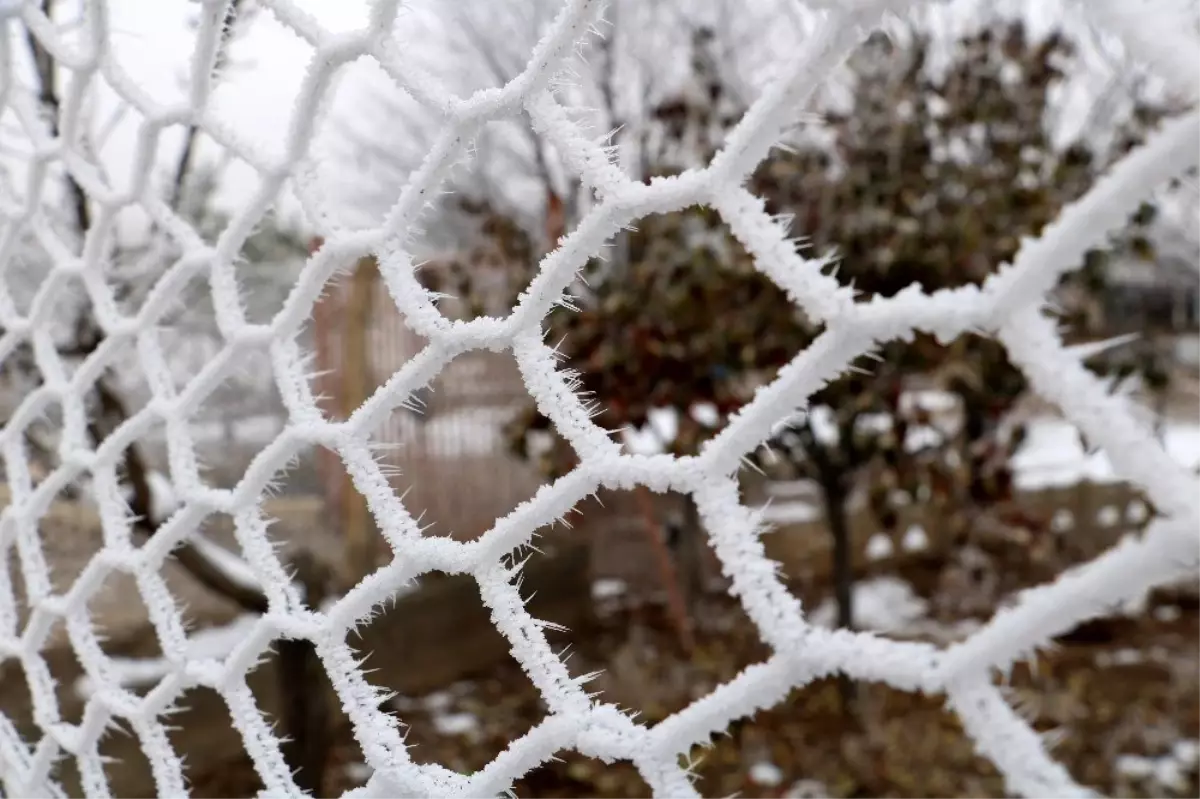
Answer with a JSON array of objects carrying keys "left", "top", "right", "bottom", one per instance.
[{"left": 0, "top": 0, "right": 1198, "bottom": 797}]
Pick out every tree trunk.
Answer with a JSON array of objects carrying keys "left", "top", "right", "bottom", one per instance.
[
  {"left": 674, "top": 498, "right": 708, "bottom": 611},
  {"left": 634, "top": 487, "right": 695, "bottom": 653},
  {"left": 820, "top": 475, "right": 857, "bottom": 709},
  {"left": 278, "top": 551, "right": 334, "bottom": 797},
  {"left": 340, "top": 256, "right": 379, "bottom": 583}
]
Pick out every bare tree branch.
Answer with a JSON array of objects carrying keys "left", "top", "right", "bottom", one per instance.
[
  {"left": 168, "top": 0, "right": 246, "bottom": 211},
  {"left": 89, "top": 379, "right": 269, "bottom": 613},
  {"left": 22, "top": 0, "right": 269, "bottom": 615},
  {"left": 26, "top": 0, "right": 88, "bottom": 235}
]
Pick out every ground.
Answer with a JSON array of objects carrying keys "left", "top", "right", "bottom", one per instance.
[
  {"left": 189, "top": 549, "right": 1200, "bottom": 799},
  {"left": 9, "top": 399, "right": 1198, "bottom": 797}
]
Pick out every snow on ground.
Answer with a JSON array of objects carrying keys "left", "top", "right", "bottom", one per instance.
[
  {"left": 591, "top": 578, "right": 628, "bottom": 601},
  {"left": 74, "top": 613, "right": 261, "bottom": 699},
  {"left": 784, "top": 779, "right": 832, "bottom": 798},
  {"left": 1115, "top": 740, "right": 1200, "bottom": 794},
  {"left": 865, "top": 533, "right": 894, "bottom": 561},
  {"left": 1012, "top": 417, "right": 1200, "bottom": 490},
  {"left": 431, "top": 711, "right": 481, "bottom": 738},
  {"left": 748, "top": 761, "right": 785, "bottom": 788},
  {"left": 755, "top": 417, "right": 1200, "bottom": 525},
  {"left": 807, "top": 576, "right": 983, "bottom": 645},
  {"left": 189, "top": 535, "right": 263, "bottom": 594},
  {"left": 343, "top": 762, "right": 374, "bottom": 784},
  {"left": 808, "top": 576, "right": 929, "bottom": 634},
  {"left": 902, "top": 524, "right": 929, "bottom": 553},
  {"left": 759, "top": 499, "right": 823, "bottom": 525}
]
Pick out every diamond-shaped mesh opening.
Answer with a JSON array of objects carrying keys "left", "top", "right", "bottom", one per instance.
[
  {"left": 178, "top": 340, "right": 288, "bottom": 493},
  {"left": 525, "top": 208, "right": 805, "bottom": 453},
  {"left": 164, "top": 683, "right": 268, "bottom": 797},
  {"left": 91, "top": 717, "right": 157, "bottom": 799},
  {"left": 0, "top": 656, "right": 36, "bottom": 747},
  {"left": 0, "top": 232, "right": 59, "bottom": 319},
  {"left": 205, "top": 28, "right": 318, "bottom": 172},
  {"left": 582, "top": 488, "right": 726, "bottom": 616},
  {"left": 369, "top": 349, "right": 550, "bottom": 544},
  {"left": 0, "top": 652, "right": 72, "bottom": 791},
  {"left": 334, "top": 557, "right": 580, "bottom": 772},
  {"left": 86, "top": 571, "right": 164, "bottom": 665}
]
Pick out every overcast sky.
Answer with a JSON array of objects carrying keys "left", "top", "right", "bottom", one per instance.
[
  {"left": 1, "top": 0, "right": 1188, "bottom": 245},
  {"left": 94, "top": 0, "right": 379, "bottom": 223}
]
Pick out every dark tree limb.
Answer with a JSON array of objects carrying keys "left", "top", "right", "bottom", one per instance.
[
  {"left": 168, "top": 0, "right": 246, "bottom": 212},
  {"left": 277, "top": 550, "right": 334, "bottom": 797},
  {"left": 89, "top": 377, "right": 269, "bottom": 614},
  {"left": 24, "top": 6, "right": 269, "bottom": 616},
  {"left": 25, "top": 0, "right": 89, "bottom": 236}
]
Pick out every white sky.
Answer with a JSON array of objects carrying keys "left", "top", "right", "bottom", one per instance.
[
  {"left": 96, "top": 0, "right": 377, "bottom": 222},
  {"left": 0, "top": 0, "right": 387, "bottom": 235},
  {"left": 1, "top": 0, "right": 1190, "bottom": 243}
]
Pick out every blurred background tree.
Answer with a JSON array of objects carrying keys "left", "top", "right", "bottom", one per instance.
[{"left": 418, "top": 18, "right": 1184, "bottom": 656}]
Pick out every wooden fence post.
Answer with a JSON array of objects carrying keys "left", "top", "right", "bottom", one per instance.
[
  {"left": 340, "top": 255, "right": 379, "bottom": 581},
  {"left": 309, "top": 237, "right": 344, "bottom": 535}
]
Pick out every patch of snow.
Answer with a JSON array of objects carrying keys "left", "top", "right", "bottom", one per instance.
[
  {"left": 865, "top": 533, "right": 894, "bottom": 561},
  {"left": 1172, "top": 740, "right": 1200, "bottom": 770},
  {"left": 759, "top": 500, "right": 821, "bottom": 525},
  {"left": 1096, "top": 505, "right": 1120, "bottom": 527},
  {"left": 591, "top": 578, "right": 627, "bottom": 601},
  {"left": 809, "top": 576, "right": 928, "bottom": 634},
  {"left": 1012, "top": 418, "right": 1200, "bottom": 490},
  {"left": 901, "top": 524, "right": 928, "bottom": 552},
  {"left": 1096, "top": 648, "right": 1147, "bottom": 668},
  {"left": 1154, "top": 605, "right": 1182, "bottom": 622},
  {"left": 423, "top": 691, "right": 453, "bottom": 712},
  {"left": 189, "top": 535, "right": 262, "bottom": 594},
  {"left": 73, "top": 614, "right": 260, "bottom": 699},
  {"left": 1174, "top": 335, "right": 1200, "bottom": 368},
  {"left": 1115, "top": 753, "right": 1189, "bottom": 792},
  {"left": 432, "top": 711, "right": 480, "bottom": 737},
  {"left": 691, "top": 403, "right": 720, "bottom": 427},
  {"left": 1127, "top": 500, "right": 1150, "bottom": 525},
  {"left": 344, "top": 762, "right": 374, "bottom": 783},
  {"left": 1116, "top": 754, "right": 1158, "bottom": 780},
  {"left": 764, "top": 480, "right": 820, "bottom": 500},
  {"left": 906, "top": 617, "right": 982, "bottom": 645},
  {"left": 807, "top": 406, "right": 839, "bottom": 446},
  {"left": 899, "top": 389, "right": 958, "bottom": 415},
  {"left": 905, "top": 425, "right": 944, "bottom": 452},
  {"left": 623, "top": 426, "right": 665, "bottom": 455},
  {"left": 748, "top": 761, "right": 784, "bottom": 788},
  {"left": 784, "top": 779, "right": 830, "bottom": 798},
  {"left": 1051, "top": 509, "right": 1073, "bottom": 532},
  {"left": 648, "top": 407, "right": 679, "bottom": 443},
  {"left": 526, "top": 429, "right": 555, "bottom": 459},
  {"left": 146, "top": 471, "right": 180, "bottom": 524}
]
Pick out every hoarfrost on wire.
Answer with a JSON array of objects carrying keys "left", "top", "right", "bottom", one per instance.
[{"left": 0, "top": 0, "right": 1197, "bottom": 797}]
